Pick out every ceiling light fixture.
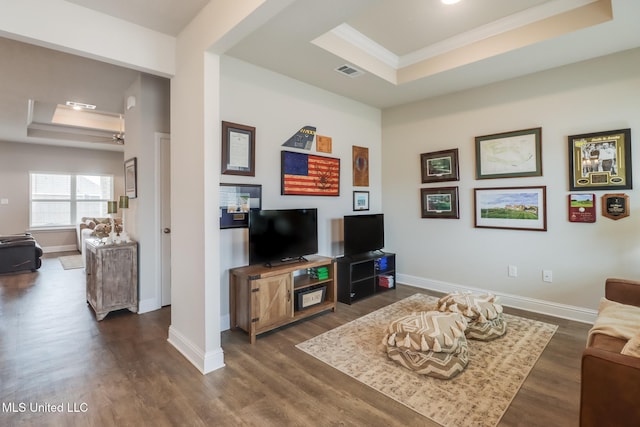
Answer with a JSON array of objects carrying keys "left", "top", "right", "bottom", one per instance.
[
  {"left": 441, "top": 0, "right": 461, "bottom": 4},
  {"left": 65, "top": 101, "right": 96, "bottom": 110}
]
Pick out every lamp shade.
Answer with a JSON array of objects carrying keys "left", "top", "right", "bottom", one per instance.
[
  {"left": 107, "top": 201, "right": 118, "bottom": 214},
  {"left": 119, "top": 195, "right": 129, "bottom": 209}
]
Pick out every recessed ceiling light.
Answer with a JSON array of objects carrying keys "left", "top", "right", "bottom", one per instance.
[
  {"left": 442, "top": 0, "right": 461, "bottom": 4},
  {"left": 65, "top": 101, "right": 96, "bottom": 110}
]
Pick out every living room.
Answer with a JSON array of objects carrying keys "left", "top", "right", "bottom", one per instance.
[{"left": 1, "top": 1, "right": 640, "bottom": 425}]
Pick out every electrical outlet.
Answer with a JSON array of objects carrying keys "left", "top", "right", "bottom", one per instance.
[
  {"left": 0, "top": 198, "right": 8, "bottom": 205},
  {"left": 543, "top": 270, "right": 552, "bottom": 282},
  {"left": 508, "top": 265, "right": 517, "bottom": 277}
]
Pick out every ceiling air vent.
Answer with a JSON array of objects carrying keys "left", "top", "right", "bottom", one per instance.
[{"left": 334, "top": 64, "right": 364, "bottom": 78}]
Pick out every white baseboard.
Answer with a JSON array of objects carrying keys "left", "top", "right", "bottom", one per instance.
[
  {"left": 167, "top": 325, "right": 225, "bottom": 375},
  {"left": 42, "top": 244, "right": 78, "bottom": 253},
  {"left": 397, "top": 273, "right": 597, "bottom": 324}
]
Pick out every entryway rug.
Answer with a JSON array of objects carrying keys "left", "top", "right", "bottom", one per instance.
[
  {"left": 296, "top": 293, "right": 558, "bottom": 427},
  {"left": 59, "top": 254, "right": 83, "bottom": 270}
]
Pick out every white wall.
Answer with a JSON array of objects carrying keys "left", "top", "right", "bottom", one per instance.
[
  {"left": 382, "top": 47, "right": 640, "bottom": 320},
  {"left": 124, "top": 74, "right": 170, "bottom": 312},
  {"left": 219, "top": 56, "right": 382, "bottom": 329}
]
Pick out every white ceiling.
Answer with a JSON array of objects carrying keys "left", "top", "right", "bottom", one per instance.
[{"left": 2, "top": 0, "right": 640, "bottom": 149}]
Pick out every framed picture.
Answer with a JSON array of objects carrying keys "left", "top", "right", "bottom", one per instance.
[
  {"left": 420, "top": 186, "right": 459, "bottom": 219},
  {"left": 568, "top": 128, "right": 632, "bottom": 191},
  {"left": 474, "top": 186, "right": 547, "bottom": 231},
  {"left": 352, "top": 146, "right": 369, "bottom": 187},
  {"left": 281, "top": 151, "right": 340, "bottom": 196},
  {"left": 568, "top": 193, "right": 596, "bottom": 223},
  {"left": 221, "top": 121, "right": 256, "bottom": 176},
  {"left": 475, "top": 127, "right": 542, "bottom": 179},
  {"left": 601, "top": 193, "right": 629, "bottom": 220},
  {"left": 219, "top": 184, "right": 262, "bottom": 229},
  {"left": 421, "top": 148, "right": 459, "bottom": 183},
  {"left": 124, "top": 157, "right": 137, "bottom": 199},
  {"left": 353, "top": 191, "right": 370, "bottom": 211}
]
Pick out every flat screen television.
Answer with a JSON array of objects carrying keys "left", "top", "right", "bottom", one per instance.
[
  {"left": 343, "top": 213, "right": 384, "bottom": 256},
  {"left": 249, "top": 208, "right": 318, "bottom": 266}
]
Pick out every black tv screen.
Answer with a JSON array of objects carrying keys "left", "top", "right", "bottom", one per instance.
[
  {"left": 249, "top": 208, "right": 318, "bottom": 266},
  {"left": 343, "top": 214, "right": 384, "bottom": 256}
]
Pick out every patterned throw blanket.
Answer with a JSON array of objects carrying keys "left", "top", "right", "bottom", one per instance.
[{"left": 587, "top": 297, "right": 640, "bottom": 347}]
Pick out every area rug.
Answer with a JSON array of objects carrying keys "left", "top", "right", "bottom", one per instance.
[
  {"left": 296, "top": 293, "right": 558, "bottom": 427},
  {"left": 59, "top": 254, "right": 83, "bottom": 270}
]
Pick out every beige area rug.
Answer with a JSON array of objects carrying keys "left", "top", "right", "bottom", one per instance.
[
  {"left": 59, "top": 254, "right": 84, "bottom": 270},
  {"left": 296, "top": 293, "right": 558, "bottom": 427}
]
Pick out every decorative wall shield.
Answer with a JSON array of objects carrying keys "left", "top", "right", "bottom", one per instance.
[{"left": 601, "top": 193, "right": 629, "bottom": 220}]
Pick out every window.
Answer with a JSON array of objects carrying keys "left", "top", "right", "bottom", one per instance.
[{"left": 30, "top": 173, "right": 114, "bottom": 228}]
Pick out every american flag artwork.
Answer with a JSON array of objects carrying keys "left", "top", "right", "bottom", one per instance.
[{"left": 281, "top": 151, "right": 340, "bottom": 196}]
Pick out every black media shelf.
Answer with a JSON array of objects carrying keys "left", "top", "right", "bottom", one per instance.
[{"left": 336, "top": 251, "right": 396, "bottom": 304}]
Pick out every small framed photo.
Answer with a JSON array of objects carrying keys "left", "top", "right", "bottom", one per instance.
[
  {"left": 221, "top": 121, "right": 256, "bottom": 176},
  {"left": 124, "top": 157, "right": 137, "bottom": 199},
  {"left": 420, "top": 187, "right": 459, "bottom": 219},
  {"left": 475, "top": 127, "right": 542, "bottom": 179},
  {"left": 568, "top": 193, "right": 596, "bottom": 223},
  {"left": 568, "top": 128, "right": 632, "bottom": 191},
  {"left": 421, "top": 148, "right": 459, "bottom": 183},
  {"left": 474, "top": 186, "right": 547, "bottom": 231},
  {"left": 353, "top": 191, "right": 370, "bottom": 211},
  {"left": 219, "top": 184, "right": 262, "bottom": 229}
]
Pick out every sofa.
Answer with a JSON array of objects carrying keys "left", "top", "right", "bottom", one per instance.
[
  {"left": 580, "top": 278, "right": 640, "bottom": 427},
  {"left": 0, "top": 233, "right": 43, "bottom": 274},
  {"left": 76, "top": 217, "right": 121, "bottom": 257}
]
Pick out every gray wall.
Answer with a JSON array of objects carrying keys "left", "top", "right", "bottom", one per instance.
[{"left": 0, "top": 140, "right": 124, "bottom": 251}]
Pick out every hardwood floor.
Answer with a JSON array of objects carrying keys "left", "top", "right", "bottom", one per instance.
[{"left": 0, "top": 253, "right": 591, "bottom": 426}]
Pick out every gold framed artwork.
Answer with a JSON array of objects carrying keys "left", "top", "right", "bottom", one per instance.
[{"left": 568, "top": 128, "right": 632, "bottom": 191}]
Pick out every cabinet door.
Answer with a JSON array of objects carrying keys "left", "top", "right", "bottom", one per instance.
[
  {"left": 85, "top": 248, "right": 97, "bottom": 306},
  {"left": 100, "top": 246, "right": 135, "bottom": 309},
  {"left": 252, "top": 274, "right": 292, "bottom": 332}
]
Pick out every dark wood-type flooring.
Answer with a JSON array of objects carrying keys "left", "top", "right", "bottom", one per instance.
[{"left": 0, "top": 252, "right": 591, "bottom": 426}]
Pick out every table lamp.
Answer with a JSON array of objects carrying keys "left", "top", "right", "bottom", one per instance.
[
  {"left": 107, "top": 200, "right": 118, "bottom": 243},
  {"left": 118, "top": 195, "right": 130, "bottom": 243}
]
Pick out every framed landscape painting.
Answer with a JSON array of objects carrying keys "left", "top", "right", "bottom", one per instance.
[
  {"left": 420, "top": 187, "right": 459, "bottom": 219},
  {"left": 420, "top": 148, "right": 459, "bottom": 183},
  {"left": 474, "top": 186, "right": 547, "bottom": 231}
]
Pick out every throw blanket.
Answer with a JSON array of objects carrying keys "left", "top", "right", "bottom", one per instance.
[{"left": 587, "top": 297, "right": 640, "bottom": 347}]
